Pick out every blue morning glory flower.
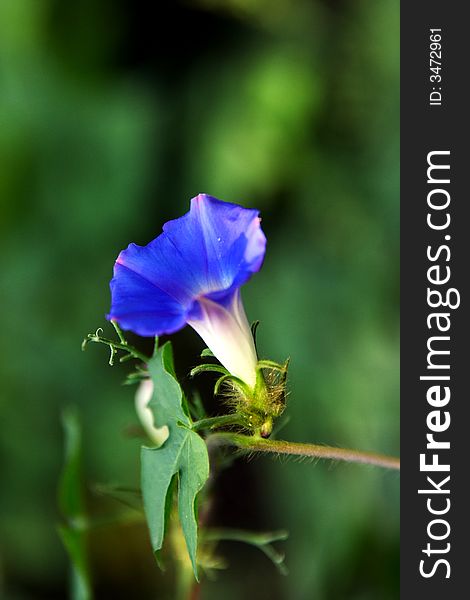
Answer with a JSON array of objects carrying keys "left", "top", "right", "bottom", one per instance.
[{"left": 107, "top": 194, "right": 266, "bottom": 387}]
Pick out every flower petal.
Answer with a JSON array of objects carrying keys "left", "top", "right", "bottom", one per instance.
[
  {"left": 107, "top": 194, "right": 266, "bottom": 337},
  {"left": 107, "top": 262, "right": 187, "bottom": 336},
  {"left": 187, "top": 290, "right": 258, "bottom": 387},
  {"left": 163, "top": 194, "right": 266, "bottom": 297}
]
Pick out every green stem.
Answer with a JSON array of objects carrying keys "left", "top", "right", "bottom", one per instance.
[
  {"left": 111, "top": 320, "right": 127, "bottom": 344},
  {"left": 83, "top": 334, "right": 149, "bottom": 364},
  {"left": 191, "top": 413, "right": 245, "bottom": 432},
  {"left": 206, "top": 433, "right": 400, "bottom": 470}
]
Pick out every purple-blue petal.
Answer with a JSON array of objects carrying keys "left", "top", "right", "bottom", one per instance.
[
  {"left": 107, "top": 194, "right": 266, "bottom": 336},
  {"left": 107, "top": 263, "right": 187, "bottom": 336}
]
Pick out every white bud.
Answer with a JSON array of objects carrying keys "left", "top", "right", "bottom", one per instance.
[{"left": 135, "top": 379, "right": 169, "bottom": 447}]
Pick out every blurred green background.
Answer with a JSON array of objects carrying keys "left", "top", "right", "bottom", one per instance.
[{"left": 0, "top": 0, "right": 399, "bottom": 598}]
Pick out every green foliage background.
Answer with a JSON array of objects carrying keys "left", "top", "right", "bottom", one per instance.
[{"left": 0, "top": 0, "right": 399, "bottom": 598}]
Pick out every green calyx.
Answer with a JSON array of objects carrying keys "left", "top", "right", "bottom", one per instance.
[
  {"left": 249, "top": 359, "right": 289, "bottom": 438},
  {"left": 191, "top": 357, "right": 289, "bottom": 438}
]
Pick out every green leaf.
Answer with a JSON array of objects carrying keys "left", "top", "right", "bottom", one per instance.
[
  {"left": 148, "top": 342, "right": 188, "bottom": 426},
  {"left": 190, "top": 363, "right": 229, "bottom": 378},
  {"left": 256, "top": 358, "right": 289, "bottom": 372},
  {"left": 57, "top": 526, "right": 92, "bottom": 600},
  {"left": 142, "top": 342, "right": 210, "bottom": 579},
  {"left": 59, "top": 407, "right": 84, "bottom": 519},
  {"left": 58, "top": 407, "right": 92, "bottom": 600},
  {"left": 251, "top": 320, "right": 260, "bottom": 355},
  {"left": 187, "top": 391, "right": 207, "bottom": 421},
  {"left": 92, "top": 483, "right": 143, "bottom": 511},
  {"left": 202, "top": 528, "right": 289, "bottom": 576},
  {"left": 200, "top": 347, "right": 214, "bottom": 357},
  {"left": 214, "top": 373, "right": 251, "bottom": 396}
]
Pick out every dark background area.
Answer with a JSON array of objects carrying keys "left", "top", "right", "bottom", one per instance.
[{"left": 0, "top": 0, "right": 399, "bottom": 598}]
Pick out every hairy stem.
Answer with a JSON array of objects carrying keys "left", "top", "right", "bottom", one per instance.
[
  {"left": 191, "top": 413, "right": 245, "bottom": 432},
  {"left": 207, "top": 433, "right": 400, "bottom": 470}
]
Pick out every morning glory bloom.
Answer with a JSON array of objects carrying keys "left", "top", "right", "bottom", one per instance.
[{"left": 107, "top": 194, "right": 266, "bottom": 388}]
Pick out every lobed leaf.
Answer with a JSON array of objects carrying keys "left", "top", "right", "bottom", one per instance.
[{"left": 142, "top": 342, "right": 209, "bottom": 579}]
